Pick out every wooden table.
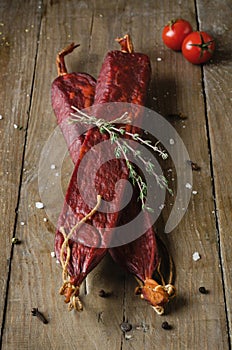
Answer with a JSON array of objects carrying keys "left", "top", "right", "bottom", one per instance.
[{"left": 0, "top": 1, "right": 231, "bottom": 349}]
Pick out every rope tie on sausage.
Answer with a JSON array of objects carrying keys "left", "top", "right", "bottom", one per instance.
[
  {"left": 70, "top": 106, "right": 132, "bottom": 127},
  {"left": 139, "top": 280, "right": 176, "bottom": 316},
  {"left": 59, "top": 194, "right": 102, "bottom": 311},
  {"left": 136, "top": 250, "right": 176, "bottom": 315}
]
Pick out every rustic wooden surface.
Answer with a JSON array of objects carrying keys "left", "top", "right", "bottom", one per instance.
[{"left": 0, "top": 0, "right": 231, "bottom": 349}]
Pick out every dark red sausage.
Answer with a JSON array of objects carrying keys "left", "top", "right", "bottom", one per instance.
[
  {"left": 55, "top": 35, "right": 151, "bottom": 308},
  {"left": 51, "top": 43, "right": 96, "bottom": 163},
  {"left": 110, "top": 207, "right": 175, "bottom": 314},
  {"left": 108, "top": 156, "right": 175, "bottom": 314}
]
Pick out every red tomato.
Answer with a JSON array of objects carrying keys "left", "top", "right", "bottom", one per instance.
[
  {"left": 182, "top": 31, "right": 215, "bottom": 64},
  {"left": 162, "top": 19, "right": 193, "bottom": 51}
]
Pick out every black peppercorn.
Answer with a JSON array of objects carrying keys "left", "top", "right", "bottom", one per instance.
[
  {"left": 120, "top": 322, "right": 132, "bottom": 332},
  {"left": 187, "top": 160, "right": 201, "bottom": 171},
  {"left": 199, "top": 286, "right": 208, "bottom": 294},
  {"left": 162, "top": 321, "right": 172, "bottom": 330},
  {"left": 98, "top": 289, "right": 107, "bottom": 298},
  {"left": 98, "top": 289, "right": 112, "bottom": 298}
]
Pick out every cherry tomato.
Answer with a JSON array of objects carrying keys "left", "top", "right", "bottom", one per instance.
[
  {"left": 182, "top": 31, "right": 215, "bottom": 64},
  {"left": 162, "top": 19, "right": 193, "bottom": 51}
]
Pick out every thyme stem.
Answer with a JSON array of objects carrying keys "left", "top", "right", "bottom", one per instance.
[{"left": 114, "top": 138, "right": 148, "bottom": 210}]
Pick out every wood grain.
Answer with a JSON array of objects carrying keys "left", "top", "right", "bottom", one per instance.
[
  {"left": 197, "top": 0, "right": 232, "bottom": 345},
  {"left": 0, "top": 0, "right": 42, "bottom": 340},
  {"left": 0, "top": 0, "right": 231, "bottom": 349}
]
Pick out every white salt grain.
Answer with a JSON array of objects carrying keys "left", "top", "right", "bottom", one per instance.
[
  {"left": 125, "top": 334, "right": 132, "bottom": 340},
  {"left": 192, "top": 190, "right": 198, "bottom": 195},
  {"left": 157, "top": 57, "right": 162, "bottom": 61},
  {"left": 0, "top": 115, "right": 3, "bottom": 120},
  {"left": 185, "top": 183, "right": 192, "bottom": 189},
  {"left": 56, "top": 260, "right": 60, "bottom": 264},
  {"left": 169, "top": 138, "right": 175, "bottom": 145},
  {"left": 43, "top": 217, "right": 48, "bottom": 222},
  {"left": 50, "top": 164, "right": 56, "bottom": 170},
  {"left": 20, "top": 221, "right": 25, "bottom": 226},
  {"left": 51, "top": 252, "right": 56, "bottom": 258},
  {"left": 192, "top": 252, "right": 201, "bottom": 261},
  {"left": 13, "top": 124, "right": 18, "bottom": 129},
  {"left": 35, "top": 201, "right": 44, "bottom": 209}
]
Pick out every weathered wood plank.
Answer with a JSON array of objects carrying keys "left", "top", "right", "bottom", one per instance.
[
  {"left": 196, "top": 0, "right": 232, "bottom": 345},
  {"left": 0, "top": 0, "right": 42, "bottom": 342},
  {"left": 119, "top": 1, "right": 229, "bottom": 349}
]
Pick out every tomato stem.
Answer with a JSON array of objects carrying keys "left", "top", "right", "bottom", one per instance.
[
  {"left": 189, "top": 32, "right": 214, "bottom": 57},
  {"left": 168, "top": 18, "right": 178, "bottom": 30}
]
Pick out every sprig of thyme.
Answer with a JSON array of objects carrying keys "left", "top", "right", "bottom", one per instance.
[
  {"left": 111, "top": 127, "right": 168, "bottom": 160},
  {"left": 121, "top": 141, "right": 173, "bottom": 195},
  {"left": 70, "top": 106, "right": 172, "bottom": 211},
  {"left": 70, "top": 106, "right": 168, "bottom": 159},
  {"left": 112, "top": 135, "right": 150, "bottom": 210}
]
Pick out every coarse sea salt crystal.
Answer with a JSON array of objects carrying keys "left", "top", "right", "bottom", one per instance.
[
  {"left": 43, "top": 217, "right": 48, "bottom": 222},
  {"left": 192, "top": 252, "right": 201, "bottom": 261},
  {"left": 125, "top": 334, "right": 132, "bottom": 340},
  {"left": 0, "top": 115, "right": 3, "bottom": 120},
  {"left": 20, "top": 221, "right": 25, "bottom": 226},
  {"left": 192, "top": 190, "right": 198, "bottom": 195},
  {"left": 13, "top": 123, "right": 18, "bottom": 129},
  {"left": 51, "top": 252, "right": 56, "bottom": 258},
  {"left": 169, "top": 138, "right": 175, "bottom": 145},
  {"left": 185, "top": 182, "right": 192, "bottom": 189},
  {"left": 50, "top": 164, "right": 56, "bottom": 170},
  {"left": 157, "top": 57, "right": 162, "bottom": 61},
  {"left": 35, "top": 201, "right": 44, "bottom": 209}
]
